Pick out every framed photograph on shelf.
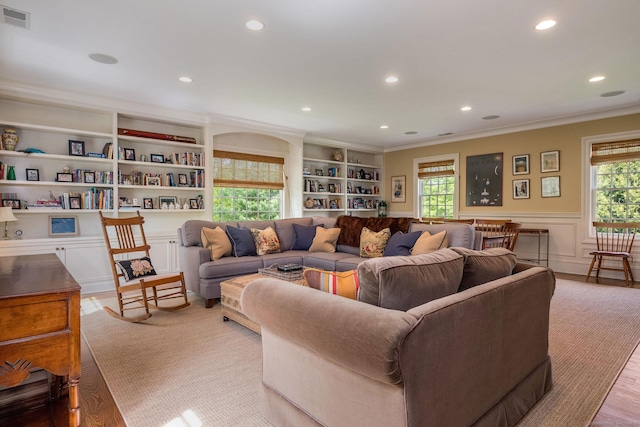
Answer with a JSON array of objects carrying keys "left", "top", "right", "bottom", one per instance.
[
  {"left": 2, "top": 199, "right": 21, "bottom": 209},
  {"left": 26, "top": 168, "right": 39, "bottom": 181},
  {"left": 68, "top": 140, "right": 85, "bottom": 156},
  {"left": 391, "top": 175, "right": 406, "bottom": 203},
  {"left": 315, "top": 169, "right": 324, "bottom": 176},
  {"left": 159, "top": 196, "right": 177, "bottom": 207},
  {"left": 56, "top": 173, "right": 73, "bottom": 183},
  {"left": 541, "top": 176, "right": 560, "bottom": 197},
  {"left": 49, "top": 215, "right": 79, "bottom": 237},
  {"left": 151, "top": 154, "right": 165, "bottom": 163},
  {"left": 143, "top": 198, "right": 153, "bottom": 209},
  {"left": 512, "top": 154, "right": 529, "bottom": 175},
  {"left": 541, "top": 150, "right": 560, "bottom": 172},
  {"left": 513, "top": 179, "right": 530, "bottom": 199},
  {"left": 189, "top": 199, "right": 199, "bottom": 209},
  {"left": 83, "top": 171, "right": 95, "bottom": 183},
  {"left": 69, "top": 196, "right": 81, "bottom": 209},
  {"left": 145, "top": 176, "right": 161, "bottom": 186},
  {"left": 178, "top": 174, "right": 188, "bottom": 186},
  {"left": 124, "top": 148, "right": 136, "bottom": 161}
]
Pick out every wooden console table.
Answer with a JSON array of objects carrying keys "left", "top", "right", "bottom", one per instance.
[{"left": 0, "top": 254, "right": 81, "bottom": 426}]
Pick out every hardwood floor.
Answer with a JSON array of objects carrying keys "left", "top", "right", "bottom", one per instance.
[{"left": 3, "top": 279, "right": 639, "bottom": 426}]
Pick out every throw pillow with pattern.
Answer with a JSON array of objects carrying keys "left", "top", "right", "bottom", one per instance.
[
  {"left": 250, "top": 226, "right": 281, "bottom": 255},
  {"left": 360, "top": 227, "right": 391, "bottom": 258},
  {"left": 116, "top": 256, "right": 157, "bottom": 282}
]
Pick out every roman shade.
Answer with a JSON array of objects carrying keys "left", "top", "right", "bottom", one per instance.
[
  {"left": 417, "top": 159, "right": 455, "bottom": 178},
  {"left": 591, "top": 139, "right": 640, "bottom": 165},
  {"left": 213, "top": 150, "right": 284, "bottom": 190}
]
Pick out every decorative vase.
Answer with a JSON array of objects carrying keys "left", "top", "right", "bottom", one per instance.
[
  {"left": 2, "top": 128, "right": 18, "bottom": 151},
  {"left": 7, "top": 165, "right": 16, "bottom": 180}
]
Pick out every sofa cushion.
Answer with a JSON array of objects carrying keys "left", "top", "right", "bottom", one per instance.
[
  {"left": 199, "top": 256, "right": 264, "bottom": 279},
  {"left": 116, "top": 256, "right": 157, "bottom": 282},
  {"left": 409, "top": 222, "right": 476, "bottom": 249},
  {"left": 412, "top": 230, "right": 448, "bottom": 254},
  {"left": 274, "top": 218, "right": 314, "bottom": 251},
  {"left": 309, "top": 227, "right": 341, "bottom": 253},
  {"left": 335, "top": 256, "right": 366, "bottom": 271},
  {"left": 360, "top": 227, "right": 391, "bottom": 258},
  {"left": 357, "top": 248, "right": 464, "bottom": 311},
  {"left": 383, "top": 231, "right": 422, "bottom": 256},
  {"left": 304, "top": 252, "right": 355, "bottom": 271},
  {"left": 304, "top": 268, "right": 360, "bottom": 300},
  {"left": 226, "top": 225, "right": 257, "bottom": 257},
  {"left": 239, "top": 220, "right": 276, "bottom": 231},
  {"left": 250, "top": 226, "right": 281, "bottom": 255},
  {"left": 181, "top": 220, "right": 233, "bottom": 247},
  {"left": 200, "top": 226, "right": 232, "bottom": 260},
  {"left": 450, "top": 247, "right": 518, "bottom": 291},
  {"left": 291, "top": 223, "right": 322, "bottom": 250}
]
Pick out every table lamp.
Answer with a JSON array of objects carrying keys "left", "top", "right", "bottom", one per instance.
[{"left": 0, "top": 207, "right": 18, "bottom": 240}]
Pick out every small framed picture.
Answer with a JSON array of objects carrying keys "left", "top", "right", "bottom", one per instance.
[
  {"left": 69, "top": 140, "right": 85, "bottom": 156},
  {"left": 69, "top": 196, "right": 81, "bottom": 209},
  {"left": 26, "top": 168, "right": 40, "bottom": 181},
  {"left": 49, "top": 215, "right": 79, "bottom": 237},
  {"left": 512, "top": 154, "right": 529, "bottom": 175},
  {"left": 146, "top": 176, "right": 161, "bottom": 186},
  {"left": 124, "top": 148, "right": 136, "bottom": 161},
  {"left": 57, "top": 173, "right": 73, "bottom": 182},
  {"left": 513, "top": 179, "right": 530, "bottom": 199},
  {"left": 391, "top": 175, "right": 406, "bottom": 203},
  {"left": 315, "top": 169, "right": 324, "bottom": 176},
  {"left": 2, "top": 199, "right": 21, "bottom": 209},
  {"left": 189, "top": 199, "right": 199, "bottom": 209},
  {"left": 151, "top": 154, "right": 165, "bottom": 163},
  {"left": 159, "top": 196, "right": 177, "bottom": 208},
  {"left": 143, "top": 198, "right": 154, "bottom": 209},
  {"left": 541, "top": 150, "right": 560, "bottom": 173},
  {"left": 541, "top": 176, "right": 561, "bottom": 197},
  {"left": 328, "top": 183, "right": 335, "bottom": 193},
  {"left": 83, "top": 171, "right": 95, "bottom": 183},
  {"left": 178, "top": 174, "right": 188, "bottom": 186}
]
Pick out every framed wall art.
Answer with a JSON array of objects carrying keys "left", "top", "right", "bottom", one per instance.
[
  {"left": 391, "top": 175, "right": 406, "bottom": 203},
  {"left": 68, "top": 140, "right": 85, "bottom": 156},
  {"left": 513, "top": 179, "right": 530, "bottom": 199},
  {"left": 49, "top": 215, "right": 79, "bottom": 237},
  {"left": 541, "top": 150, "right": 560, "bottom": 172},
  {"left": 26, "top": 168, "right": 39, "bottom": 181},
  {"left": 466, "top": 153, "right": 503, "bottom": 206},
  {"left": 512, "top": 154, "right": 529, "bottom": 175},
  {"left": 541, "top": 176, "right": 560, "bottom": 197}
]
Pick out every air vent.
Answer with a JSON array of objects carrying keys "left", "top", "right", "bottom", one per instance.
[{"left": 2, "top": 5, "right": 30, "bottom": 30}]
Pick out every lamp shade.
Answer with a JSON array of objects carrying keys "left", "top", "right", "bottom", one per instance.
[{"left": 0, "top": 207, "right": 18, "bottom": 222}]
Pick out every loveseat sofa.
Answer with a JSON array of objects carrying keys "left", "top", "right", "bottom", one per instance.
[
  {"left": 178, "top": 216, "right": 482, "bottom": 307},
  {"left": 241, "top": 248, "right": 555, "bottom": 427}
]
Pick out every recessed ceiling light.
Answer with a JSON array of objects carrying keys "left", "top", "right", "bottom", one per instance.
[
  {"left": 88, "top": 53, "right": 118, "bottom": 64},
  {"left": 404, "top": 131, "right": 418, "bottom": 135},
  {"left": 461, "top": 106, "right": 472, "bottom": 111},
  {"left": 589, "top": 76, "right": 605, "bottom": 83},
  {"left": 535, "top": 20, "right": 556, "bottom": 31},
  {"left": 302, "top": 107, "right": 311, "bottom": 112},
  {"left": 600, "top": 90, "right": 625, "bottom": 97},
  {"left": 380, "top": 125, "right": 389, "bottom": 129},
  {"left": 385, "top": 76, "right": 399, "bottom": 83},
  {"left": 179, "top": 76, "right": 193, "bottom": 83},
  {"left": 482, "top": 115, "right": 500, "bottom": 120},
  {"left": 246, "top": 20, "right": 264, "bottom": 31}
]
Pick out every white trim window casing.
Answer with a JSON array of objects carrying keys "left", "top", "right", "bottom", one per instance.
[
  {"left": 413, "top": 154, "right": 460, "bottom": 219},
  {"left": 212, "top": 187, "right": 282, "bottom": 221}
]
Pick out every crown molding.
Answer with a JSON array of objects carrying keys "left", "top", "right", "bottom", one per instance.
[
  {"left": 304, "top": 135, "right": 384, "bottom": 153},
  {"left": 207, "top": 112, "right": 307, "bottom": 140}
]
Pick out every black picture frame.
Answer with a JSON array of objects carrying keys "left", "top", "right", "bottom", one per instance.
[
  {"left": 145, "top": 176, "right": 161, "bottom": 186},
  {"left": 83, "top": 171, "right": 95, "bottom": 183},
  {"left": 68, "top": 140, "right": 85, "bottom": 156},
  {"left": 2, "top": 199, "right": 21, "bottom": 209},
  {"left": 151, "top": 154, "right": 165, "bottom": 163},
  {"left": 178, "top": 174, "right": 188, "bottom": 186},
  {"left": 189, "top": 198, "right": 199, "bottom": 209},
  {"left": 143, "top": 198, "right": 153, "bottom": 209},
  {"left": 26, "top": 168, "right": 39, "bottom": 181},
  {"left": 124, "top": 148, "right": 136, "bottom": 161},
  {"left": 465, "top": 153, "right": 503, "bottom": 206},
  {"left": 57, "top": 172, "right": 73, "bottom": 183},
  {"left": 69, "top": 196, "right": 81, "bottom": 209}
]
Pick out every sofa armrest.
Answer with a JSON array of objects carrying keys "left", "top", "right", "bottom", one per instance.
[
  {"left": 178, "top": 245, "right": 211, "bottom": 292},
  {"left": 241, "top": 278, "right": 416, "bottom": 385}
]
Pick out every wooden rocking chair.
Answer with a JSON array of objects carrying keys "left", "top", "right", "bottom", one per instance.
[{"left": 99, "top": 211, "right": 190, "bottom": 322}]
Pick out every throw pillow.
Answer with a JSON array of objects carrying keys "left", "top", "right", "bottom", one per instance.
[
  {"left": 309, "top": 227, "right": 341, "bottom": 253},
  {"left": 383, "top": 231, "right": 422, "bottom": 256},
  {"left": 250, "top": 226, "right": 281, "bottom": 255},
  {"left": 411, "top": 230, "right": 448, "bottom": 255},
  {"left": 201, "top": 226, "right": 232, "bottom": 260},
  {"left": 225, "top": 225, "right": 257, "bottom": 257},
  {"left": 360, "top": 227, "right": 391, "bottom": 258},
  {"left": 450, "top": 247, "right": 517, "bottom": 291},
  {"left": 291, "top": 223, "right": 322, "bottom": 250},
  {"left": 116, "top": 256, "right": 157, "bottom": 282},
  {"left": 303, "top": 268, "right": 360, "bottom": 300}
]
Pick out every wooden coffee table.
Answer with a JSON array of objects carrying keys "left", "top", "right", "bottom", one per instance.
[{"left": 220, "top": 272, "right": 307, "bottom": 334}]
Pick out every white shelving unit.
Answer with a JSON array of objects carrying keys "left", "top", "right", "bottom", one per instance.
[{"left": 302, "top": 143, "right": 383, "bottom": 217}]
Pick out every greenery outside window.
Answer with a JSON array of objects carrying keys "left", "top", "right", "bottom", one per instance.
[
  {"left": 212, "top": 150, "right": 284, "bottom": 221},
  {"left": 415, "top": 156, "right": 458, "bottom": 219},
  {"left": 591, "top": 138, "right": 640, "bottom": 223}
]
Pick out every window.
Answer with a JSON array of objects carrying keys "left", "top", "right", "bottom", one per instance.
[
  {"left": 415, "top": 155, "right": 458, "bottom": 219},
  {"left": 590, "top": 137, "right": 640, "bottom": 223},
  {"left": 212, "top": 150, "right": 284, "bottom": 221}
]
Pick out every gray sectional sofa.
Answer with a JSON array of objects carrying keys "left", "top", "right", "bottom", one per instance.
[
  {"left": 241, "top": 248, "right": 556, "bottom": 426},
  {"left": 178, "top": 216, "right": 482, "bottom": 307}
]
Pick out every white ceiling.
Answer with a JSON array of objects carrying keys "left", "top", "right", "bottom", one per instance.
[{"left": 1, "top": 0, "right": 639, "bottom": 149}]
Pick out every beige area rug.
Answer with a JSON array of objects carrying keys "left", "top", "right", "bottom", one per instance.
[{"left": 82, "top": 279, "right": 640, "bottom": 427}]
